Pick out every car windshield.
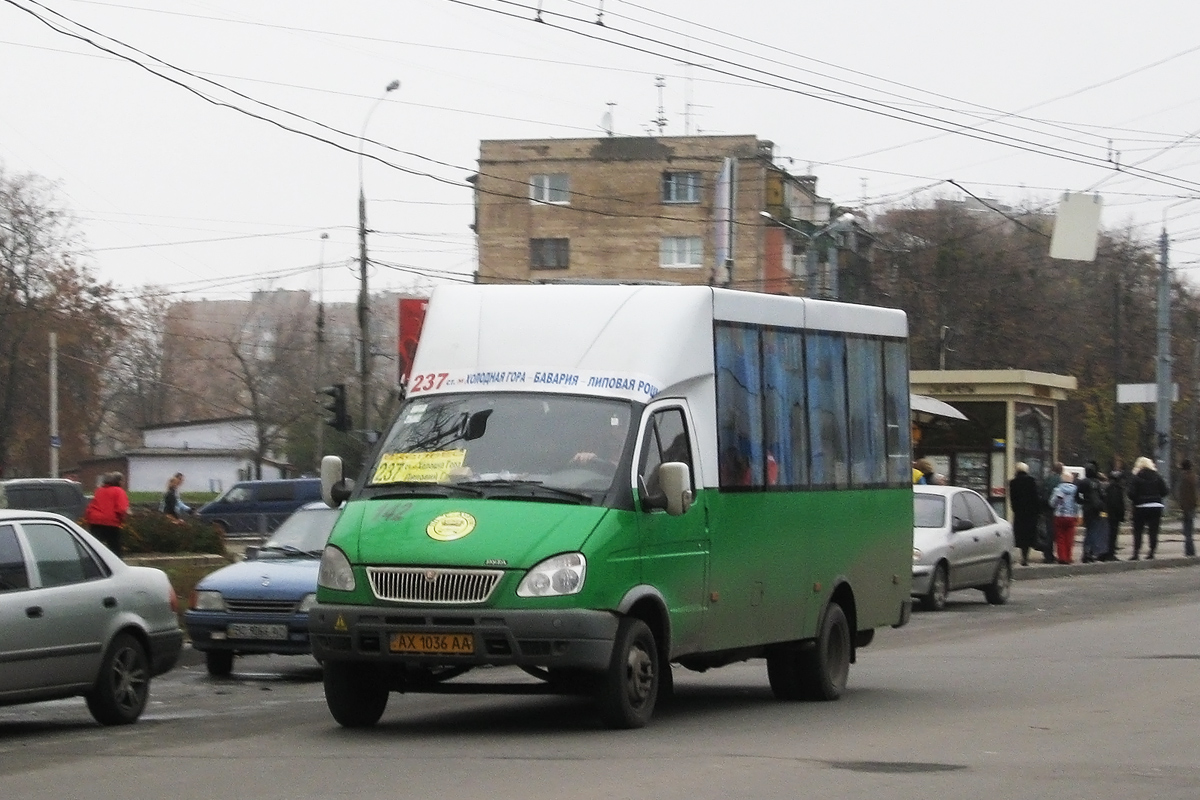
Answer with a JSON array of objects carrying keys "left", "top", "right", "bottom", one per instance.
[
  {"left": 368, "top": 392, "right": 633, "bottom": 502},
  {"left": 260, "top": 508, "right": 340, "bottom": 555},
  {"left": 914, "top": 494, "right": 946, "bottom": 528}
]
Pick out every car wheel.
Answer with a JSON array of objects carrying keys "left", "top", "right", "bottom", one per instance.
[
  {"left": 206, "top": 650, "right": 234, "bottom": 677},
  {"left": 983, "top": 556, "right": 1012, "bottom": 605},
  {"left": 921, "top": 562, "right": 949, "bottom": 611},
  {"left": 323, "top": 661, "right": 389, "bottom": 728},
  {"left": 595, "top": 617, "right": 659, "bottom": 729},
  {"left": 86, "top": 633, "right": 150, "bottom": 725}
]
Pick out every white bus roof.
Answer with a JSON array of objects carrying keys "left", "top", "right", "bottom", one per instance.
[{"left": 408, "top": 284, "right": 906, "bottom": 403}]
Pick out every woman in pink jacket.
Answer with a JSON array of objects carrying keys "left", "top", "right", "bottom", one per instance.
[{"left": 84, "top": 472, "right": 130, "bottom": 556}]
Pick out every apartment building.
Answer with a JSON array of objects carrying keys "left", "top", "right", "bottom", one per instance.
[{"left": 472, "top": 135, "right": 839, "bottom": 295}]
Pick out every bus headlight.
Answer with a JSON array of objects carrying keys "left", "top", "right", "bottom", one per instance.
[
  {"left": 318, "top": 546, "right": 356, "bottom": 591},
  {"left": 912, "top": 548, "right": 922, "bottom": 562},
  {"left": 517, "top": 552, "right": 587, "bottom": 597}
]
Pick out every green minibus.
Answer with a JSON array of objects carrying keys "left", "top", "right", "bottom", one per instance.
[{"left": 310, "top": 284, "right": 913, "bottom": 728}]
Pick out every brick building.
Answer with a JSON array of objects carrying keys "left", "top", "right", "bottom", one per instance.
[{"left": 472, "top": 135, "right": 843, "bottom": 295}]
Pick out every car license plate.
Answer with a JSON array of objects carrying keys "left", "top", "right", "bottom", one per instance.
[
  {"left": 389, "top": 632, "right": 474, "bottom": 655},
  {"left": 227, "top": 623, "right": 289, "bottom": 641}
]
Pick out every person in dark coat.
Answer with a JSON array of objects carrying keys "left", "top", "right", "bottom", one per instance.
[
  {"left": 1177, "top": 459, "right": 1197, "bottom": 557},
  {"left": 1128, "top": 456, "right": 1168, "bottom": 560},
  {"left": 1008, "top": 462, "right": 1041, "bottom": 566},
  {"left": 1101, "top": 461, "right": 1127, "bottom": 561},
  {"left": 1078, "top": 462, "right": 1107, "bottom": 563}
]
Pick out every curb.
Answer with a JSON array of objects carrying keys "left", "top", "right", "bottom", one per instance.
[{"left": 1014, "top": 555, "right": 1200, "bottom": 581}]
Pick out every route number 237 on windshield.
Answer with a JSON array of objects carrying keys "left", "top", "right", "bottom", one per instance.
[{"left": 409, "top": 373, "right": 449, "bottom": 393}]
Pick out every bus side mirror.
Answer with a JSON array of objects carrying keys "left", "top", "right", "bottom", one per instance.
[
  {"left": 657, "top": 462, "right": 694, "bottom": 516},
  {"left": 321, "top": 455, "right": 354, "bottom": 508}
]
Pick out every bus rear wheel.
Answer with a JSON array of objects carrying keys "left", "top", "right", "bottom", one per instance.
[
  {"left": 767, "top": 602, "right": 850, "bottom": 702},
  {"left": 595, "top": 618, "right": 659, "bottom": 729}
]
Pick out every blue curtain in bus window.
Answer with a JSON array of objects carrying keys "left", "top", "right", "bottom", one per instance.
[
  {"left": 715, "top": 323, "right": 764, "bottom": 488},
  {"left": 806, "top": 331, "right": 849, "bottom": 488},
  {"left": 763, "top": 328, "right": 807, "bottom": 488},
  {"left": 847, "top": 337, "right": 886, "bottom": 486},
  {"left": 884, "top": 340, "right": 912, "bottom": 486}
]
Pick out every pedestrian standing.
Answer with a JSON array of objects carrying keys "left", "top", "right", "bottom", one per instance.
[
  {"left": 1009, "top": 462, "right": 1041, "bottom": 566},
  {"left": 1101, "top": 461, "right": 1127, "bottom": 561},
  {"left": 1039, "top": 461, "right": 1064, "bottom": 563},
  {"left": 1049, "top": 470, "right": 1080, "bottom": 565},
  {"left": 1177, "top": 459, "right": 1197, "bottom": 558},
  {"left": 1127, "top": 456, "right": 1168, "bottom": 560},
  {"left": 162, "top": 472, "right": 192, "bottom": 520},
  {"left": 1078, "top": 462, "right": 1108, "bottom": 563},
  {"left": 84, "top": 472, "right": 130, "bottom": 557}
]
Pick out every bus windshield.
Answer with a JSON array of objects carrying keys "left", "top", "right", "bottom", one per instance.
[{"left": 368, "top": 393, "right": 633, "bottom": 500}]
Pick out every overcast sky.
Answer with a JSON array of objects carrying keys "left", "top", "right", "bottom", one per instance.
[{"left": 3, "top": 0, "right": 1199, "bottom": 304}]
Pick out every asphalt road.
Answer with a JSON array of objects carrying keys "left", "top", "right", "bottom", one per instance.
[{"left": 3, "top": 564, "right": 1199, "bottom": 800}]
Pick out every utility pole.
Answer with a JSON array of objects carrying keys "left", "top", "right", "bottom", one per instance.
[
  {"left": 314, "top": 232, "right": 328, "bottom": 471},
  {"left": 48, "top": 332, "right": 58, "bottom": 477},
  {"left": 1155, "top": 225, "right": 1172, "bottom": 487}
]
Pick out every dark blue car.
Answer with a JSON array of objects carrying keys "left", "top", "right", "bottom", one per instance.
[
  {"left": 195, "top": 478, "right": 322, "bottom": 537},
  {"left": 185, "top": 502, "right": 340, "bottom": 676}
]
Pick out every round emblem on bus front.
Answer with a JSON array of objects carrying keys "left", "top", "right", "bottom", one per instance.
[{"left": 427, "top": 511, "right": 476, "bottom": 541}]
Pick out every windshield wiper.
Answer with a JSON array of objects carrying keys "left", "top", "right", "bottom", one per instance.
[
  {"left": 456, "top": 479, "right": 594, "bottom": 505},
  {"left": 368, "top": 482, "right": 485, "bottom": 499},
  {"left": 258, "top": 544, "right": 319, "bottom": 558}
]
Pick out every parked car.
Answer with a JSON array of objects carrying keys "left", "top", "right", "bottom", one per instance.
[
  {"left": 0, "top": 509, "right": 183, "bottom": 724},
  {"left": 195, "top": 478, "right": 322, "bottom": 537},
  {"left": 185, "top": 501, "right": 341, "bottom": 676},
  {"left": 912, "top": 485, "right": 1015, "bottom": 611},
  {"left": 0, "top": 478, "right": 87, "bottom": 521}
]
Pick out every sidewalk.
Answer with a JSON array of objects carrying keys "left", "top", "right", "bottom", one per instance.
[{"left": 1014, "top": 516, "right": 1200, "bottom": 580}]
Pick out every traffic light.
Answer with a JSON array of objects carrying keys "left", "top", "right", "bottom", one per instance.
[{"left": 319, "top": 383, "right": 351, "bottom": 432}]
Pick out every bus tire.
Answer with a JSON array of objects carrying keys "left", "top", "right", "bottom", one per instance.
[
  {"left": 205, "top": 650, "right": 234, "bottom": 677},
  {"left": 323, "top": 661, "right": 389, "bottom": 728},
  {"left": 595, "top": 617, "right": 659, "bottom": 729},
  {"left": 798, "top": 601, "right": 851, "bottom": 701}
]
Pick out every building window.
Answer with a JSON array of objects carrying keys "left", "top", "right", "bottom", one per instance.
[
  {"left": 660, "top": 236, "right": 703, "bottom": 268},
  {"left": 530, "top": 173, "right": 570, "bottom": 204},
  {"left": 662, "top": 171, "right": 701, "bottom": 203},
  {"left": 531, "top": 238, "right": 569, "bottom": 270}
]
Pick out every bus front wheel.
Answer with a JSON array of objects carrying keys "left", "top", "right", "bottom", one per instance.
[
  {"left": 323, "top": 661, "right": 389, "bottom": 728},
  {"left": 595, "top": 617, "right": 659, "bottom": 729}
]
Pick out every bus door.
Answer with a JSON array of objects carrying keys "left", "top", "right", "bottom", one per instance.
[{"left": 634, "top": 402, "right": 709, "bottom": 656}]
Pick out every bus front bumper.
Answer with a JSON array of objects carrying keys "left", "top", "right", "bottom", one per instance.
[{"left": 308, "top": 604, "right": 619, "bottom": 670}]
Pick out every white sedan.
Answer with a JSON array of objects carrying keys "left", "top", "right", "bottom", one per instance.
[
  {"left": 912, "top": 485, "right": 1015, "bottom": 611},
  {"left": 0, "top": 510, "right": 183, "bottom": 724}
]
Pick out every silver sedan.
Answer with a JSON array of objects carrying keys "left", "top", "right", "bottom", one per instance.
[
  {"left": 0, "top": 510, "right": 183, "bottom": 724},
  {"left": 912, "top": 485, "right": 1014, "bottom": 611}
]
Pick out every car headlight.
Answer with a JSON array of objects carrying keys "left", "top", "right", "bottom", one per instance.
[
  {"left": 318, "top": 546, "right": 356, "bottom": 591},
  {"left": 297, "top": 593, "right": 317, "bottom": 613},
  {"left": 191, "top": 589, "right": 226, "bottom": 611},
  {"left": 912, "top": 548, "right": 922, "bottom": 562},
  {"left": 517, "top": 552, "right": 586, "bottom": 598}
]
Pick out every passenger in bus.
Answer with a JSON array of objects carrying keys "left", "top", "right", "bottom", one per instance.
[
  {"left": 572, "top": 416, "right": 627, "bottom": 469},
  {"left": 719, "top": 446, "right": 752, "bottom": 486}
]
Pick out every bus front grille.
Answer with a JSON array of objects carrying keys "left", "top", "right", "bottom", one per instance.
[{"left": 366, "top": 567, "right": 502, "bottom": 604}]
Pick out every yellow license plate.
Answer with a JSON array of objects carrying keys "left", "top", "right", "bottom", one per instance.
[{"left": 389, "top": 632, "right": 475, "bottom": 655}]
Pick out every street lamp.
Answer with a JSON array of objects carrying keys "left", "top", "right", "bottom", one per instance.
[
  {"left": 356, "top": 79, "right": 399, "bottom": 441},
  {"left": 760, "top": 211, "right": 856, "bottom": 299}
]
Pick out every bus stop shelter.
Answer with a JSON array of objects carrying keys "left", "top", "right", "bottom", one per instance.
[{"left": 910, "top": 369, "right": 1077, "bottom": 516}]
